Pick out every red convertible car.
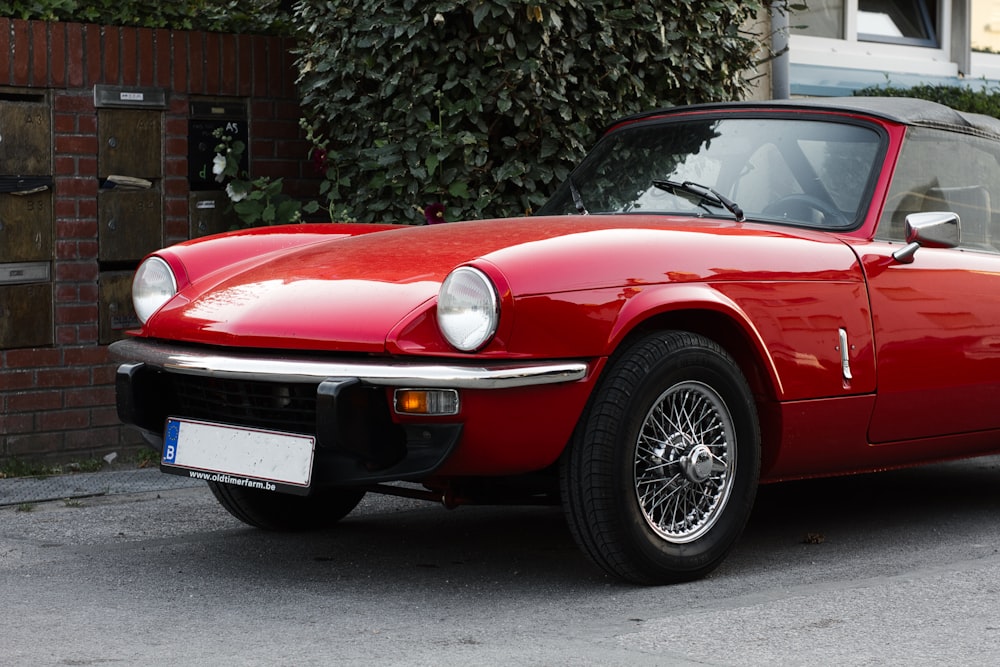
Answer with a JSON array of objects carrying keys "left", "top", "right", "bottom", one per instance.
[{"left": 112, "top": 97, "right": 1000, "bottom": 584}]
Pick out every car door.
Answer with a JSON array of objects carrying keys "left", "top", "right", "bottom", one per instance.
[{"left": 863, "top": 125, "right": 1000, "bottom": 443}]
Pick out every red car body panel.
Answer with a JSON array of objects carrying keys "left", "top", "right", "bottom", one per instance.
[{"left": 113, "top": 99, "right": 1000, "bottom": 492}]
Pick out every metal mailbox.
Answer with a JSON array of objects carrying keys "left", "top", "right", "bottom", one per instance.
[
  {"left": 98, "top": 109, "right": 163, "bottom": 179},
  {"left": 0, "top": 186, "right": 53, "bottom": 263},
  {"left": 98, "top": 189, "right": 163, "bottom": 262},
  {"left": 0, "top": 282, "right": 53, "bottom": 349},
  {"left": 99, "top": 271, "right": 139, "bottom": 344},
  {"left": 189, "top": 100, "right": 248, "bottom": 189},
  {"left": 0, "top": 91, "right": 51, "bottom": 175},
  {"left": 189, "top": 191, "right": 236, "bottom": 238}
]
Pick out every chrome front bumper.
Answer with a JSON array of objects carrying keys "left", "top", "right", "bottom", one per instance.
[{"left": 108, "top": 338, "right": 589, "bottom": 388}]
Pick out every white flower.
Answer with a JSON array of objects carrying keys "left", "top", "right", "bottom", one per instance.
[
  {"left": 212, "top": 153, "right": 227, "bottom": 182},
  {"left": 225, "top": 182, "right": 247, "bottom": 203}
]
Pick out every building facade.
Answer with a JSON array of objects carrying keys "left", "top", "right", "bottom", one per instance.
[{"left": 786, "top": 0, "right": 1000, "bottom": 95}]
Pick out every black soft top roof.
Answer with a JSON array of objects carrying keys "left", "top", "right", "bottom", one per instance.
[{"left": 614, "top": 97, "right": 1000, "bottom": 140}]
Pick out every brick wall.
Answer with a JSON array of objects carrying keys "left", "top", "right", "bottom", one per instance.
[{"left": 0, "top": 18, "right": 320, "bottom": 464}]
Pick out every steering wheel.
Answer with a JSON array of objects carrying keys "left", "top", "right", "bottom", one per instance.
[{"left": 762, "top": 194, "right": 847, "bottom": 226}]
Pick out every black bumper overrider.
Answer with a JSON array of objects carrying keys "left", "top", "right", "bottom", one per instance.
[{"left": 110, "top": 339, "right": 588, "bottom": 488}]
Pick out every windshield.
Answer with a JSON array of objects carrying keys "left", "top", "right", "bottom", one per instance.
[{"left": 539, "top": 116, "right": 884, "bottom": 229}]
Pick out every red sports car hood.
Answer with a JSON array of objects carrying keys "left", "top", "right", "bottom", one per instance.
[{"left": 142, "top": 216, "right": 860, "bottom": 351}]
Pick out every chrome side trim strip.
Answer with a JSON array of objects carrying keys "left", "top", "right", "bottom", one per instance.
[{"left": 109, "top": 338, "right": 589, "bottom": 389}]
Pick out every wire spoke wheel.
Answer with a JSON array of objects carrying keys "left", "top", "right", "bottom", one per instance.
[
  {"left": 634, "top": 381, "right": 736, "bottom": 544},
  {"left": 561, "top": 330, "right": 759, "bottom": 584}
]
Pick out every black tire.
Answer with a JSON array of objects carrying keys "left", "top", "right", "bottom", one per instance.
[
  {"left": 209, "top": 482, "right": 365, "bottom": 531},
  {"left": 561, "top": 330, "right": 759, "bottom": 584}
]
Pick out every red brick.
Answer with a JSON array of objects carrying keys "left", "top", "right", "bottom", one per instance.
[
  {"left": 237, "top": 34, "right": 253, "bottom": 96},
  {"left": 77, "top": 156, "right": 98, "bottom": 177},
  {"left": 7, "top": 391, "right": 64, "bottom": 412},
  {"left": 251, "top": 35, "right": 269, "bottom": 97},
  {"left": 0, "top": 414, "right": 36, "bottom": 436},
  {"left": 65, "top": 386, "right": 115, "bottom": 408},
  {"left": 67, "top": 23, "right": 85, "bottom": 87},
  {"left": 92, "top": 364, "right": 117, "bottom": 385},
  {"left": 121, "top": 26, "right": 137, "bottom": 85},
  {"left": 78, "top": 284, "right": 98, "bottom": 302},
  {"left": 0, "top": 19, "right": 10, "bottom": 80},
  {"left": 163, "top": 117, "right": 186, "bottom": 138},
  {"left": 43, "top": 409, "right": 91, "bottom": 431},
  {"left": 50, "top": 22, "right": 67, "bottom": 87},
  {"left": 6, "top": 432, "right": 66, "bottom": 457},
  {"left": 36, "top": 367, "right": 91, "bottom": 389},
  {"left": 57, "top": 219, "right": 99, "bottom": 238},
  {"left": 220, "top": 33, "right": 237, "bottom": 96},
  {"left": 0, "top": 370, "right": 36, "bottom": 391},
  {"left": 55, "top": 176, "right": 98, "bottom": 197},
  {"left": 90, "top": 408, "right": 124, "bottom": 428},
  {"left": 173, "top": 32, "right": 189, "bottom": 94},
  {"left": 12, "top": 19, "right": 30, "bottom": 85},
  {"left": 104, "top": 25, "right": 121, "bottom": 84},
  {"left": 55, "top": 261, "right": 98, "bottom": 282},
  {"left": 31, "top": 20, "right": 48, "bottom": 86},
  {"left": 78, "top": 113, "right": 97, "bottom": 135},
  {"left": 85, "top": 24, "right": 102, "bottom": 86},
  {"left": 63, "top": 346, "right": 109, "bottom": 365},
  {"left": 155, "top": 29, "right": 172, "bottom": 88},
  {"left": 77, "top": 324, "right": 99, "bottom": 344},
  {"left": 64, "top": 424, "right": 118, "bottom": 449},
  {"left": 137, "top": 28, "right": 154, "bottom": 86},
  {"left": 54, "top": 113, "right": 77, "bottom": 134},
  {"left": 54, "top": 91, "right": 93, "bottom": 113},
  {"left": 55, "top": 135, "right": 100, "bottom": 156},
  {"left": 56, "top": 304, "right": 98, "bottom": 325},
  {"left": 4, "top": 348, "right": 61, "bottom": 368},
  {"left": 189, "top": 32, "right": 204, "bottom": 93},
  {"left": 205, "top": 32, "right": 221, "bottom": 92}
]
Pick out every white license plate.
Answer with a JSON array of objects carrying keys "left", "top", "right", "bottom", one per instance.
[{"left": 162, "top": 418, "right": 315, "bottom": 491}]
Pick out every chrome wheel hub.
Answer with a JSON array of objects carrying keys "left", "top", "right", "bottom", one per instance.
[{"left": 634, "top": 381, "right": 737, "bottom": 544}]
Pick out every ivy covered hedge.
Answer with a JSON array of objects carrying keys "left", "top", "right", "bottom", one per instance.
[
  {"left": 295, "top": 1, "right": 779, "bottom": 224},
  {"left": 855, "top": 83, "right": 1000, "bottom": 117},
  {"left": 0, "top": 0, "right": 291, "bottom": 33}
]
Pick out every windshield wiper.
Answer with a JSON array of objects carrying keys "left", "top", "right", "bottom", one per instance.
[
  {"left": 569, "top": 177, "right": 589, "bottom": 215},
  {"left": 652, "top": 179, "right": 745, "bottom": 222}
]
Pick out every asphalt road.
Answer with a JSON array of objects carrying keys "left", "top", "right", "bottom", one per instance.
[{"left": 4, "top": 456, "right": 1000, "bottom": 666}]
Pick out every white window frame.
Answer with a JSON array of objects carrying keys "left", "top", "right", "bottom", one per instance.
[{"left": 790, "top": 0, "right": 959, "bottom": 78}]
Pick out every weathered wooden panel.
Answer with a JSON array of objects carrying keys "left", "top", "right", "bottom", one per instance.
[
  {"left": 98, "top": 109, "right": 163, "bottom": 178},
  {"left": 0, "top": 282, "right": 53, "bottom": 349},
  {"left": 99, "top": 271, "right": 140, "bottom": 344},
  {"left": 98, "top": 189, "right": 163, "bottom": 262},
  {"left": 0, "top": 189, "right": 53, "bottom": 263}
]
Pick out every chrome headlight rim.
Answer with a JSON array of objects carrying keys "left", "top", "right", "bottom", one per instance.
[
  {"left": 132, "top": 256, "right": 178, "bottom": 324},
  {"left": 437, "top": 266, "right": 500, "bottom": 353}
]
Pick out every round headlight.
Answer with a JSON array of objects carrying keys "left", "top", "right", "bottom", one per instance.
[
  {"left": 437, "top": 267, "right": 499, "bottom": 352},
  {"left": 132, "top": 256, "right": 177, "bottom": 323}
]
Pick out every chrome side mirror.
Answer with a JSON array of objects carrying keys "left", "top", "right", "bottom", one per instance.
[{"left": 892, "top": 211, "right": 960, "bottom": 264}]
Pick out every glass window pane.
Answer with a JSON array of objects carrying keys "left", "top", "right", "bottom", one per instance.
[
  {"left": 791, "top": 0, "right": 844, "bottom": 38},
  {"left": 858, "top": 0, "right": 938, "bottom": 46},
  {"left": 877, "top": 127, "right": 1000, "bottom": 251},
  {"left": 972, "top": 0, "right": 1000, "bottom": 53}
]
